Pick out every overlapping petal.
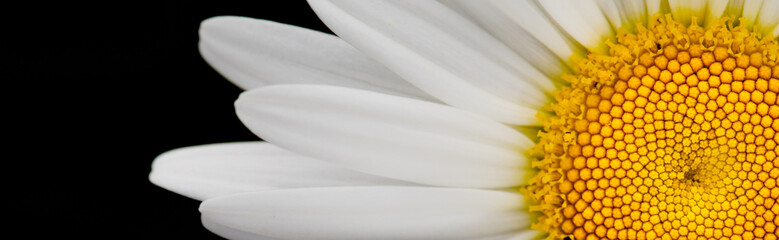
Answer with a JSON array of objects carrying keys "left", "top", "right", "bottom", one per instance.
[
  {"left": 668, "top": 0, "right": 707, "bottom": 26},
  {"left": 149, "top": 142, "right": 418, "bottom": 200},
  {"left": 595, "top": 0, "right": 658, "bottom": 32},
  {"left": 442, "top": 0, "right": 577, "bottom": 76},
  {"left": 235, "top": 85, "right": 534, "bottom": 188},
  {"left": 199, "top": 16, "right": 436, "bottom": 101},
  {"left": 742, "top": 0, "right": 764, "bottom": 29},
  {"left": 756, "top": 0, "right": 779, "bottom": 36},
  {"left": 202, "top": 216, "right": 285, "bottom": 240},
  {"left": 200, "top": 187, "right": 529, "bottom": 240},
  {"left": 505, "top": 230, "right": 543, "bottom": 240},
  {"left": 539, "top": 0, "right": 614, "bottom": 54},
  {"left": 704, "top": 0, "right": 729, "bottom": 27},
  {"left": 308, "top": 0, "right": 554, "bottom": 125}
]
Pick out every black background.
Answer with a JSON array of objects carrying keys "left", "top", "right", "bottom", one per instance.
[{"left": 6, "top": 1, "right": 330, "bottom": 238}]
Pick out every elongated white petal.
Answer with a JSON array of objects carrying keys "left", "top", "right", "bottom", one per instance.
[
  {"left": 236, "top": 85, "right": 533, "bottom": 188},
  {"left": 203, "top": 216, "right": 285, "bottom": 240},
  {"left": 773, "top": 23, "right": 779, "bottom": 37},
  {"left": 199, "top": 16, "right": 436, "bottom": 101},
  {"left": 442, "top": 0, "right": 576, "bottom": 74},
  {"left": 490, "top": 0, "right": 584, "bottom": 64},
  {"left": 149, "top": 142, "right": 417, "bottom": 201},
  {"left": 669, "top": 0, "right": 708, "bottom": 26},
  {"left": 722, "top": 0, "right": 746, "bottom": 16},
  {"left": 200, "top": 187, "right": 530, "bottom": 240},
  {"left": 205, "top": 214, "right": 519, "bottom": 240},
  {"left": 704, "top": 0, "right": 730, "bottom": 27},
  {"left": 539, "top": 0, "right": 614, "bottom": 54},
  {"left": 646, "top": 0, "right": 663, "bottom": 16},
  {"left": 596, "top": 0, "right": 624, "bottom": 30},
  {"left": 505, "top": 230, "right": 543, "bottom": 240},
  {"left": 602, "top": 0, "right": 655, "bottom": 30},
  {"left": 757, "top": 0, "right": 779, "bottom": 34},
  {"left": 742, "top": 0, "right": 763, "bottom": 28},
  {"left": 618, "top": 0, "right": 649, "bottom": 28},
  {"left": 308, "top": 0, "right": 552, "bottom": 125}
]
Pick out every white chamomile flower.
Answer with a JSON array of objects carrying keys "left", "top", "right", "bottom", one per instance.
[{"left": 151, "top": 0, "right": 779, "bottom": 239}]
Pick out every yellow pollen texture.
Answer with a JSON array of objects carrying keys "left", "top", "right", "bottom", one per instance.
[{"left": 526, "top": 15, "right": 779, "bottom": 240}]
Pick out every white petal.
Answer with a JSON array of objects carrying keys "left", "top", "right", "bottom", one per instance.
[
  {"left": 199, "top": 16, "right": 436, "bottom": 101},
  {"left": 539, "top": 0, "right": 614, "bottom": 54},
  {"left": 199, "top": 187, "right": 530, "bottom": 240},
  {"left": 668, "top": 0, "right": 708, "bottom": 26},
  {"left": 490, "top": 0, "right": 584, "bottom": 64},
  {"left": 773, "top": 23, "right": 779, "bottom": 37},
  {"left": 604, "top": 0, "right": 654, "bottom": 31},
  {"left": 235, "top": 85, "right": 534, "bottom": 188},
  {"left": 505, "top": 230, "right": 543, "bottom": 240},
  {"left": 596, "top": 0, "right": 624, "bottom": 30},
  {"left": 203, "top": 216, "right": 285, "bottom": 240},
  {"left": 617, "top": 0, "right": 649, "bottom": 28},
  {"left": 149, "top": 142, "right": 417, "bottom": 201},
  {"left": 442, "top": 0, "right": 577, "bottom": 74},
  {"left": 757, "top": 0, "right": 779, "bottom": 34},
  {"left": 308, "top": 0, "right": 552, "bottom": 125},
  {"left": 723, "top": 0, "right": 747, "bottom": 16},
  {"left": 646, "top": 0, "right": 663, "bottom": 17},
  {"left": 205, "top": 217, "right": 520, "bottom": 240},
  {"left": 742, "top": 0, "right": 763, "bottom": 28},
  {"left": 704, "top": 0, "right": 729, "bottom": 27}
]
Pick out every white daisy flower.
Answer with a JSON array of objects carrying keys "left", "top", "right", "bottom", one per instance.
[{"left": 150, "top": 0, "right": 779, "bottom": 239}]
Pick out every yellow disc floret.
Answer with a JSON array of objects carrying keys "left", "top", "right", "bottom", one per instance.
[{"left": 526, "top": 15, "right": 779, "bottom": 240}]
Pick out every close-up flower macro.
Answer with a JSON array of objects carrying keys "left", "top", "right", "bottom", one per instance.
[{"left": 147, "top": 0, "right": 779, "bottom": 239}]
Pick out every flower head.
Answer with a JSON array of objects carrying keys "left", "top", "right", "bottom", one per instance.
[{"left": 151, "top": 1, "right": 779, "bottom": 239}]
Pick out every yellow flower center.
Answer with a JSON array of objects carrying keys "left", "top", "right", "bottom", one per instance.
[{"left": 525, "top": 15, "right": 779, "bottom": 240}]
